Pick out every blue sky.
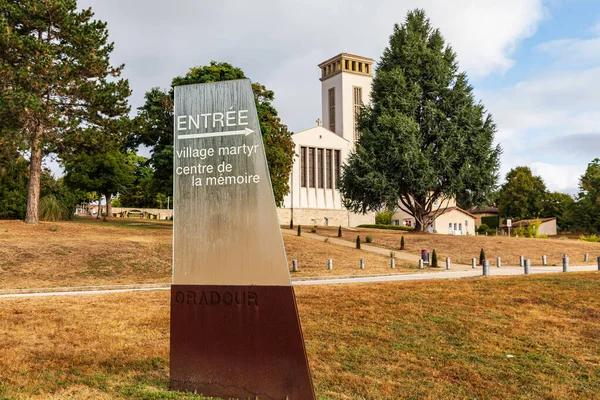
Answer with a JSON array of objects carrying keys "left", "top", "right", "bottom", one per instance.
[{"left": 69, "top": 0, "right": 599, "bottom": 195}]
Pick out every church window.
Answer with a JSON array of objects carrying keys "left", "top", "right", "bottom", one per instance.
[
  {"left": 326, "top": 149, "right": 332, "bottom": 189},
  {"left": 358, "top": 63, "right": 363, "bottom": 73},
  {"left": 318, "top": 148, "right": 324, "bottom": 188},
  {"left": 300, "top": 147, "right": 307, "bottom": 187},
  {"left": 309, "top": 148, "right": 315, "bottom": 188},
  {"left": 352, "top": 61, "right": 356, "bottom": 71},
  {"left": 345, "top": 60, "right": 349, "bottom": 70},
  {"left": 365, "top": 64, "right": 370, "bottom": 74},
  {"left": 328, "top": 88, "right": 335, "bottom": 133},
  {"left": 353, "top": 86, "right": 363, "bottom": 141},
  {"left": 334, "top": 150, "right": 341, "bottom": 188}
]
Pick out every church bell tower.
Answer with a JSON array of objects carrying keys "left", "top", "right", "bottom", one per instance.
[{"left": 318, "top": 53, "right": 374, "bottom": 145}]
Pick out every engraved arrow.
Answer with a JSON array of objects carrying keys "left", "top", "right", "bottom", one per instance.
[{"left": 177, "top": 127, "right": 254, "bottom": 140}]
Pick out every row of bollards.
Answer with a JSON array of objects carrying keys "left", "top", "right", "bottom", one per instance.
[{"left": 290, "top": 254, "right": 600, "bottom": 273}]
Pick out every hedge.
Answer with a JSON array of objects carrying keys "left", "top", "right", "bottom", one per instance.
[
  {"left": 357, "top": 224, "right": 415, "bottom": 231},
  {"left": 481, "top": 216, "right": 500, "bottom": 229}
]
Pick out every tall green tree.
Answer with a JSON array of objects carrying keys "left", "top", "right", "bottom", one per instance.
[
  {"left": 570, "top": 159, "right": 600, "bottom": 233},
  {"left": 541, "top": 191, "right": 574, "bottom": 231},
  {"left": 62, "top": 129, "right": 136, "bottom": 218},
  {"left": 133, "top": 61, "right": 295, "bottom": 205},
  {"left": 497, "top": 166, "right": 547, "bottom": 221},
  {"left": 0, "top": 137, "right": 29, "bottom": 219},
  {"left": 339, "top": 10, "right": 501, "bottom": 231},
  {"left": 0, "top": 0, "right": 130, "bottom": 223}
]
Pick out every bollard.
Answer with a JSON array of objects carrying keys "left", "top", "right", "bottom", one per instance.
[
  {"left": 496, "top": 257, "right": 501, "bottom": 268},
  {"left": 542, "top": 255, "right": 547, "bottom": 266},
  {"left": 390, "top": 258, "right": 395, "bottom": 269},
  {"left": 562, "top": 255, "right": 569, "bottom": 272},
  {"left": 483, "top": 260, "right": 489, "bottom": 276},
  {"left": 472, "top": 258, "right": 477, "bottom": 269},
  {"left": 446, "top": 257, "right": 450, "bottom": 270},
  {"left": 419, "top": 259, "right": 424, "bottom": 269},
  {"left": 524, "top": 259, "right": 531, "bottom": 275},
  {"left": 519, "top": 255, "right": 524, "bottom": 267},
  {"left": 292, "top": 259, "right": 298, "bottom": 272},
  {"left": 360, "top": 259, "right": 365, "bottom": 270},
  {"left": 327, "top": 259, "right": 333, "bottom": 270},
  {"left": 584, "top": 253, "right": 589, "bottom": 262}
]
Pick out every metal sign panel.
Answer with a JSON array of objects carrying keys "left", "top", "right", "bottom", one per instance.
[{"left": 171, "top": 79, "right": 314, "bottom": 399}]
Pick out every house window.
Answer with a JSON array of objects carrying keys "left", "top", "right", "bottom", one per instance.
[
  {"left": 328, "top": 88, "right": 335, "bottom": 133},
  {"left": 334, "top": 150, "right": 341, "bottom": 188},
  {"left": 308, "top": 148, "right": 315, "bottom": 188},
  {"left": 326, "top": 149, "right": 332, "bottom": 189},
  {"left": 300, "top": 147, "right": 307, "bottom": 187},
  {"left": 353, "top": 86, "right": 362, "bottom": 141},
  {"left": 453, "top": 223, "right": 457, "bottom": 231},
  {"left": 459, "top": 223, "right": 462, "bottom": 233},
  {"left": 317, "top": 148, "right": 324, "bottom": 188}
]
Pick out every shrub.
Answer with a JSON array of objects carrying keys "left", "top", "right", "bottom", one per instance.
[
  {"left": 311, "top": 225, "right": 317, "bottom": 233},
  {"left": 375, "top": 209, "right": 394, "bottom": 225},
  {"left": 480, "top": 248, "right": 485, "bottom": 265},
  {"left": 356, "top": 236, "right": 361, "bottom": 249},
  {"left": 580, "top": 234, "right": 600, "bottom": 243},
  {"left": 365, "top": 235, "right": 373, "bottom": 243},
  {"left": 400, "top": 235, "right": 405, "bottom": 250},
  {"left": 297, "top": 225, "right": 301, "bottom": 236},
  {"left": 477, "top": 224, "right": 490, "bottom": 235},
  {"left": 357, "top": 224, "right": 414, "bottom": 231},
  {"left": 431, "top": 249, "right": 438, "bottom": 268},
  {"left": 39, "top": 195, "right": 70, "bottom": 221},
  {"left": 338, "top": 225, "right": 342, "bottom": 237}
]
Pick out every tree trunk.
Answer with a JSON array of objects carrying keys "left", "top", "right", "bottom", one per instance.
[
  {"left": 105, "top": 193, "right": 112, "bottom": 219},
  {"left": 24, "top": 126, "right": 43, "bottom": 224},
  {"left": 97, "top": 193, "right": 102, "bottom": 219}
]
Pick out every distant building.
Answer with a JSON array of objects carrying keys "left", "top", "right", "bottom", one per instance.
[
  {"left": 279, "top": 53, "right": 376, "bottom": 227},
  {"left": 392, "top": 196, "right": 476, "bottom": 235},
  {"left": 469, "top": 206, "right": 500, "bottom": 227},
  {"left": 501, "top": 217, "right": 558, "bottom": 236}
]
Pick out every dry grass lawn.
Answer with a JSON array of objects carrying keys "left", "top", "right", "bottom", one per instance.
[
  {"left": 313, "top": 226, "right": 600, "bottom": 266},
  {"left": 283, "top": 232, "right": 413, "bottom": 278},
  {"left": 0, "top": 219, "right": 414, "bottom": 290},
  {"left": 1, "top": 273, "right": 600, "bottom": 399}
]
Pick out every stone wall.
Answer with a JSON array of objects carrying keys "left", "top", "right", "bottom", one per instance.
[{"left": 277, "top": 208, "right": 375, "bottom": 228}]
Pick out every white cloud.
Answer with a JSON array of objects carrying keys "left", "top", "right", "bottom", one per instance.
[
  {"left": 591, "top": 20, "right": 600, "bottom": 35},
  {"left": 78, "top": 0, "right": 545, "bottom": 132},
  {"left": 531, "top": 162, "right": 585, "bottom": 194},
  {"left": 536, "top": 37, "right": 600, "bottom": 67}
]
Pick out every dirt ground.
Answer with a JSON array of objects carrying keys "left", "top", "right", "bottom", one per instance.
[
  {"left": 312, "top": 226, "right": 600, "bottom": 266},
  {"left": 1, "top": 273, "right": 600, "bottom": 399}
]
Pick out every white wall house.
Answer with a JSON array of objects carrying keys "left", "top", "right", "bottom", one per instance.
[
  {"left": 278, "top": 53, "right": 376, "bottom": 227},
  {"left": 392, "top": 197, "right": 476, "bottom": 236}
]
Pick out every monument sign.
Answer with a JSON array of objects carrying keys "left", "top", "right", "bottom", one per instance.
[{"left": 171, "top": 80, "right": 315, "bottom": 399}]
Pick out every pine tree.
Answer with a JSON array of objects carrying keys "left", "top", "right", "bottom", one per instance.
[
  {"left": 0, "top": 1, "right": 130, "bottom": 223},
  {"left": 297, "top": 225, "right": 302, "bottom": 236},
  {"left": 338, "top": 226, "right": 342, "bottom": 237},
  {"left": 480, "top": 248, "right": 486, "bottom": 266},
  {"left": 339, "top": 9, "right": 500, "bottom": 231},
  {"left": 431, "top": 249, "right": 438, "bottom": 268},
  {"left": 356, "top": 236, "right": 361, "bottom": 249},
  {"left": 400, "top": 235, "right": 405, "bottom": 250}
]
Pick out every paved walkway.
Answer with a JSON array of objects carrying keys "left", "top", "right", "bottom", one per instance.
[
  {"left": 282, "top": 229, "right": 473, "bottom": 268},
  {"left": 0, "top": 265, "right": 597, "bottom": 299}
]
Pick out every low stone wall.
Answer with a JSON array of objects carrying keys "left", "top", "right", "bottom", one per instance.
[
  {"left": 277, "top": 208, "right": 375, "bottom": 228},
  {"left": 112, "top": 207, "right": 173, "bottom": 220}
]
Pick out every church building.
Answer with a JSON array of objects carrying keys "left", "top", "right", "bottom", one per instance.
[{"left": 278, "top": 53, "right": 377, "bottom": 227}]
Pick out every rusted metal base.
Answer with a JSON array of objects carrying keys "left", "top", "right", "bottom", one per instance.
[{"left": 170, "top": 285, "right": 315, "bottom": 399}]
